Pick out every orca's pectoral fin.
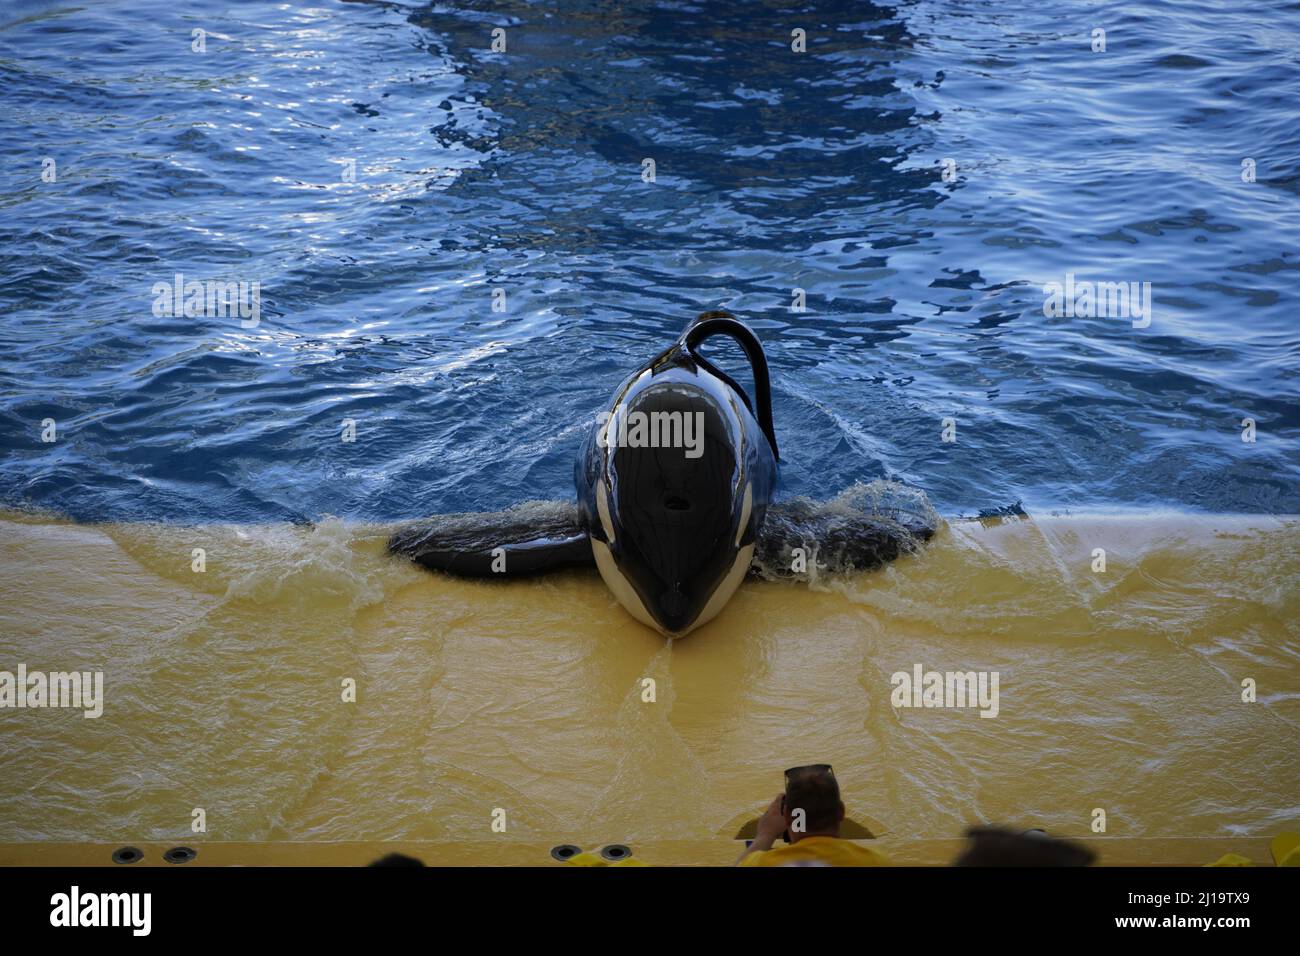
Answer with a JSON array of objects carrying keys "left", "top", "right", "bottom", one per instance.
[
  {"left": 753, "top": 493, "right": 938, "bottom": 579},
  {"left": 388, "top": 502, "right": 593, "bottom": 578}
]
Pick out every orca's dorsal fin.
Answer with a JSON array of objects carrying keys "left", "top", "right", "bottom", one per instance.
[{"left": 680, "top": 311, "right": 780, "bottom": 461}]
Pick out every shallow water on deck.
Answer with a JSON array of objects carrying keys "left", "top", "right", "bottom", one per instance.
[{"left": 2, "top": 512, "right": 1296, "bottom": 854}]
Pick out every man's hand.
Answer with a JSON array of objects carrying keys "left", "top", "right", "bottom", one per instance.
[
  {"left": 734, "top": 793, "right": 788, "bottom": 865},
  {"left": 752, "top": 794, "right": 786, "bottom": 850}
]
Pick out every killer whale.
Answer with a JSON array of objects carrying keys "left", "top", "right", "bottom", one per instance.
[{"left": 389, "top": 311, "right": 935, "bottom": 636}]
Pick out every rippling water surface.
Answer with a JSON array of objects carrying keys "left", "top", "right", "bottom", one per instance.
[{"left": 1, "top": 0, "right": 1297, "bottom": 522}]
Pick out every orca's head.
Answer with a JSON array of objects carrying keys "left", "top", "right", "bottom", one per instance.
[{"left": 586, "top": 379, "right": 769, "bottom": 637}]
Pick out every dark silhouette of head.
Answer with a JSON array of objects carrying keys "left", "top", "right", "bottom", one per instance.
[
  {"left": 784, "top": 765, "right": 845, "bottom": 838},
  {"left": 368, "top": 852, "right": 425, "bottom": 867},
  {"left": 952, "top": 827, "right": 1096, "bottom": 866}
]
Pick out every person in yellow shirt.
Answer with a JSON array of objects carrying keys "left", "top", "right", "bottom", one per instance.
[{"left": 736, "top": 764, "right": 889, "bottom": 867}]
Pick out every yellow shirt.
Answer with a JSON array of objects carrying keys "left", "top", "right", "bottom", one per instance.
[{"left": 740, "top": 836, "right": 890, "bottom": 867}]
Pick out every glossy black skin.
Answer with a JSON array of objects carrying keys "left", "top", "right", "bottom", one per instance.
[{"left": 575, "top": 315, "right": 779, "bottom": 634}]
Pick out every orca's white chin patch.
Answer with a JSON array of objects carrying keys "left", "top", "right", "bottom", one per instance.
[
  {"left": 687, "top": 542, "right": 754, "bottom": 634},
  {"left": 591, "top": 538, "right": 660, "bottom": 632},
  {"left": 590, "top": 539, "right": 754, "bottom": 638}
]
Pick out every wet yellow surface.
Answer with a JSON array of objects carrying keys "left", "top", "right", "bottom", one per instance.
[{"left": 2, "top": 511, "right": 1297, "bottom": 865}]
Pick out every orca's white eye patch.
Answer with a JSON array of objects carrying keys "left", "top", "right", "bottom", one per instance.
[
  {"left": 734, "top": 481, "right": 752, "bottom": 547},
  {"left": 600, "top": 412, "right": 616, "bottom": 452},
  {"left": 596, "top": 478, "right": 616, "bottom": 544}
]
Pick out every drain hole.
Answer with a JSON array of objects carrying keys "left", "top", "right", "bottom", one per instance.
[
  {"left": 164, "top": 846, "right": 197, "bottom": 864},
  {"left": 600, "top": 844, "right": 631, "bottom": 861},
  {"left": 112, "top": 847, "right": 142, "bottom": 865},
  {"left": 550, "top": 844, "right": 581, "bottom": 862}
]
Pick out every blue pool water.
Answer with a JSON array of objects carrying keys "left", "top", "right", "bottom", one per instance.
[{"left": 1, "top": 0, "right": 1297, "bottom": 524}]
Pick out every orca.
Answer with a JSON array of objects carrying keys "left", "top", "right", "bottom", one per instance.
[{"left": 389, "top": 311, "right": 936, "bottom": 636}]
